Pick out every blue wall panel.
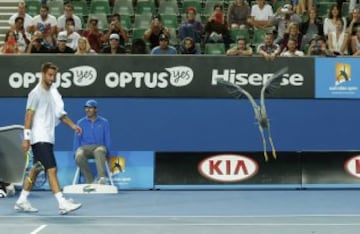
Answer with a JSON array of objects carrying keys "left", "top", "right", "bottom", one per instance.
[{"left": 0, "top": 98, "right": 359, "bottom": 152}]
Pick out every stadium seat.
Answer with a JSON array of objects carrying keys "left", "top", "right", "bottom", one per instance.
[
  {"left": 202, "top": 1, "right": 222, "bottom": 18},
  {"left": 113, "top": 1, "right": 134, "bottom": 16},
  {"left": 72, "top": 159, "right": 114, "bottom": 186},
  {"left": 135, "top": 0, "right": 156, "bottom": 15},
  {"left": 120, "top": 14, "right": 133, "bottom": 31},
  {"left": 133, "top": 14, "right": 152, "bottom": 29},
  {"left": 48, "top": 1, "right": 63, "bottom": 18},
  {"left": 72, "top": 0, "right": 89, "bottom": 19},
  {"left": 26, "top": 1, "right": 41, "bottom": 17},
  {"left": 132, "top": 27, "right": 147, "bottom": 40},
  {"left": 90, "top": 1, "right": 111, "bottom": 15},
  {"left": 161, "top": 14, "right": 179, "bottom": 28},
  {"left": 158, "top": 1, "right": 179, "bottom": 15},
  {"left": 252, "top": 28, "right": 270, "bottom": 47},
  {"left": 167, "top": 27, "right": 178, "bottom": 46},
  {"left": 317, "top": 2, "right": 334, "bottom": 19},
  {"left": 204, "top": 43, "right": 226, "bottom": 54},
  {"left": 230, "top": 28, "right": 250, "bottom": 43}
]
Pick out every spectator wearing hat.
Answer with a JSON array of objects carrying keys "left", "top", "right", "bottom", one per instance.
[
  {"left": 82, "top": 17, "right": 104, "bottom": 53},
  {"left": 179, "top": 37, "right": 201, "bottom": 54},
  {"left": 179, "top": 7, "right": 204, "bottom": 43},
  {"left": 226, "top": 36, "right": 253, "bottom": 56},
  {"left": 73, "top": 99, "right": 112, "bottom": 185},
  {"left": 51, "top": 32, "right": 75, "bottom": 53},
  {"left": 101, "top": 33, "right": 126, "bottom": 54},
  {"left": 151, "top": 34, "right": 177, "bottom": 54},
  {"left": 144, "top": 15, "right": 171, "bottom": 50}
]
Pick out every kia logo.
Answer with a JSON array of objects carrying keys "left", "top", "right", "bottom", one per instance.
[
  {"left": 344, "top": 155, "right": 360, "bottom": 178},
  {"left": 198, "top": 154, "right": 258, "bottom": 182}
]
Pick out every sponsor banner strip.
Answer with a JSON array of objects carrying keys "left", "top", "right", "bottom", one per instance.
[{"left": 1, "top": 56, "right": 314, "bottom": 98}]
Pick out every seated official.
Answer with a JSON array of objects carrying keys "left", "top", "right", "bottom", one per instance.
[{"left": 73, "top": 100, "right": 111, "bottom": 184}]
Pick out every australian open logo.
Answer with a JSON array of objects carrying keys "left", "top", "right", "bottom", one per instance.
[
  {"left": 328, "top": 63, "right": 357, "bottom": 95},
  {"left": 335, "top": 63, "right": 351, "bottom": 85}
]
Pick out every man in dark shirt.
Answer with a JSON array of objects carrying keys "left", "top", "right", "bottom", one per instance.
[
  {"left": 101, "top": 33, "right": 126, "bottom": 54},
  {"left": 51, "top": 32, "right": 74, "bottom": 54},
  {"left": 26, "top": 31, "right": 49, "bottom": 53}
]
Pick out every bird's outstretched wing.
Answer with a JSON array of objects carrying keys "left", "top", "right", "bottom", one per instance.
[
  {"left": 216, "top": 78, "right": 258, "bottom": 111},
  {"left": 262, "top": 67, "right": 289, "bottom": 96},
  {"left": 216, "top": 78, "right": 245, "bottom": 99}
]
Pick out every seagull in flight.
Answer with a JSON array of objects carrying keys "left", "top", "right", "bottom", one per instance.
[{"left": 216, "top": 67, "right": 288, "bottom": 161}]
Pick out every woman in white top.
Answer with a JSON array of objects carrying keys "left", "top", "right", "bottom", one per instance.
[
  {"left": 327, "top": 19, "right": 349, "bottom": 55},
  {"left": 323, "top": 4, "right": 347, "bottom": 37},
  {"left": 351, "top": 26, "right": 360, "bottom": 55}
]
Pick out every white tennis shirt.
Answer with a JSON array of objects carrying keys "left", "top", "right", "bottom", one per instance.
[{"left": 26, "top": 84, "right": 66, "bottom": 144}]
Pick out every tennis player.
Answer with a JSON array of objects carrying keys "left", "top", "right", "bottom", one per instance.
[{"left": 14, "top": 62, "right": 82, "bottom": 215}]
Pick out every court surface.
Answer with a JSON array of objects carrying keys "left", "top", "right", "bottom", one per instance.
[{"left": 1, "top": 190, "right": 360, "bottom": 234}]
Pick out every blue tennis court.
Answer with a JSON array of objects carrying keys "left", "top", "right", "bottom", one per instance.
[{"left": 1, "top": 189, "right": 360, "bottom": 233}]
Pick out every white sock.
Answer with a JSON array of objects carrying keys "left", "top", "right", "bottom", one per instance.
[
  {"left": 17, "top": 190, "right": 30, "bottom": 203},
  {"left": 54, "top": 192, "right": 66, "bottom": 204}
]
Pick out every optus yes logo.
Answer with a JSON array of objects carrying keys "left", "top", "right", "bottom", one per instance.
[{"left": 198, "top": 154, "right": 258, "bottom": 182}]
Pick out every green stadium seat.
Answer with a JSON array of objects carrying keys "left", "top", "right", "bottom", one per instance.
[
  {"left": 72, "top": 0, "right": 89, "bottom": 18},
  {"left": 204, "top": 43, "right": 226, "bottom": 54},
  {"left": 132, "top": 27, "right": 147, "bottom": 40},
  {"left": 120, "top": 14, "right": 133, "bottom": 31},
  {"left": 161, "top": 14, "right": 179, "bottom": 28},
  {"left": 133, "top": 14, "right": 152, "bottom": 29},
  {"left": 158, "top": 1, "right": 179, "bottom": 15},
  {"left": 181, "top": 0, "right": 202, "bottom": 14},
  {"left": 26, "top": 1, "right": 41, "bottom": 17},
  {"left": 230, "top": 28, "right": 250, "bottom": 43},
  {"left": 48, "top": 1, "right": 63, "bottom": 18},
  {"left": 113, "top": 1, "right": 134, "bottom": 16},
  {"left": 90, "top": 1, "right": 111, "bottom": 15},
  {"left": 135, "top": 0, "right": 156, "bottom": 15}
]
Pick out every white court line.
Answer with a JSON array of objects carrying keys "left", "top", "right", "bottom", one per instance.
[
  {"left": 1, "top": 214, "right": 360, "bottom": 218},
  {"left": 30, "top": 224, "right": 47, "bottom": 234}
]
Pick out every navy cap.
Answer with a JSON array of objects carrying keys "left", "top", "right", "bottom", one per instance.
[{"left": 84, "top": 99, "right": 98, "bottom": 108}]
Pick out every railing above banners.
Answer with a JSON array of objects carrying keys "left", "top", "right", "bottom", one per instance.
[{"left": 0, "top": 55, "right": 315, "bottom": 98}]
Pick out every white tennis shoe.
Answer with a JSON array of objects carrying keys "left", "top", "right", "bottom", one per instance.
[
  {"left": 59, "top": 198, "right": 82, "bottom": 215},
  {"left": 14, "top": 200, "right": 39, "bottom": 213}
]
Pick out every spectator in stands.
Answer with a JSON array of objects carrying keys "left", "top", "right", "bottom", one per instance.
[
  {"left": 226, "top": 36, "right": 253, "bottom": 56},
  {"left": 300, "top": 7, "right": 324, "bottom": 50},
  {"left": 307, "top": 35, "right": 334, "bottom": 56},
  {"left": 272, "top": 4, "right": 302, "bottom": 44},
  {"left": 327, "top": 19, "right": 349, "bottom": 55},
  {"left": 179, "top": 37, "right": 201, "bottom": 54},
  {"left": 57, "top": 3, "right": 82, "bottom": 32},
  {"left": 204, "top": 4, "right": 231, "bottom": 50},
  {"left": 26, "top": 31, "right": 49, "bottom": 54},
  {"left": 101, "top": 33, "right": 126, "bottom": 54},
  {"left": 346, "top": 6, "right": 360, "bottom": 35},
  {"left": 144, "top": 15, "right": 171, "bottom": 50},
  {"left": 227, "top": 0, "right": 250, "bottom": 29},
  {"left": 323, "top": 4, "right": 347, "bottom": 37},
  {"left": 51, "top": 32, "right": 75, "bottom": 53},
  {"left": 13, "top": 16, "right": 30, "bottom": 53},
  {"left": 8, "top": 1, "right": 32, "bottom": 32},
  {"left": 151, "top": 34, "right": 177, "bottom": 54},
  {"left": 257, "top": 32, "right": 281, "bottom": 60},
  {"left": 75, "top": 37, "right": 96, "bottom": 55},
  {"left": 131, "top": 39, "right": 147, "bottom": 54},
  {"left": 178, "top": 7, "right": 204, "bottom": 43},
  {"left": 82, "top": 17, "right": 104, "bottom": 53},
  {"left": 350, "top": 26, "right": 360, "bottom": 55},
  {"left": 102, "top": 19, "right": 129, "bottom": 47},
  {"left": 1, "top": 30, "right": 19, "bottom": 54},
  {"left": 60, "top": 18, "right": 81, "bottom": 51},
  {"left": 280, "top": 37, "right": 305, "bottom": 56},
  {"left": 248, "top": 0, "right": 274, "bottom": 30},
  {"left": 279, "top": 22, "right": 303, "bottom": 52},
  {"left": 29, "top": 4, "right": 57, "bottom": 49}
]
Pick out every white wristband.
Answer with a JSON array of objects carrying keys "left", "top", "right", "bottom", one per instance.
[{"left": 24, "top": 129, "right": 31, "bottom": 140}]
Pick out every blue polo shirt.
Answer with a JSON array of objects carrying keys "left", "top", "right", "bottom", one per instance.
[{"left": 73, "top": 115, "right": 111, "bottom": 156}]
